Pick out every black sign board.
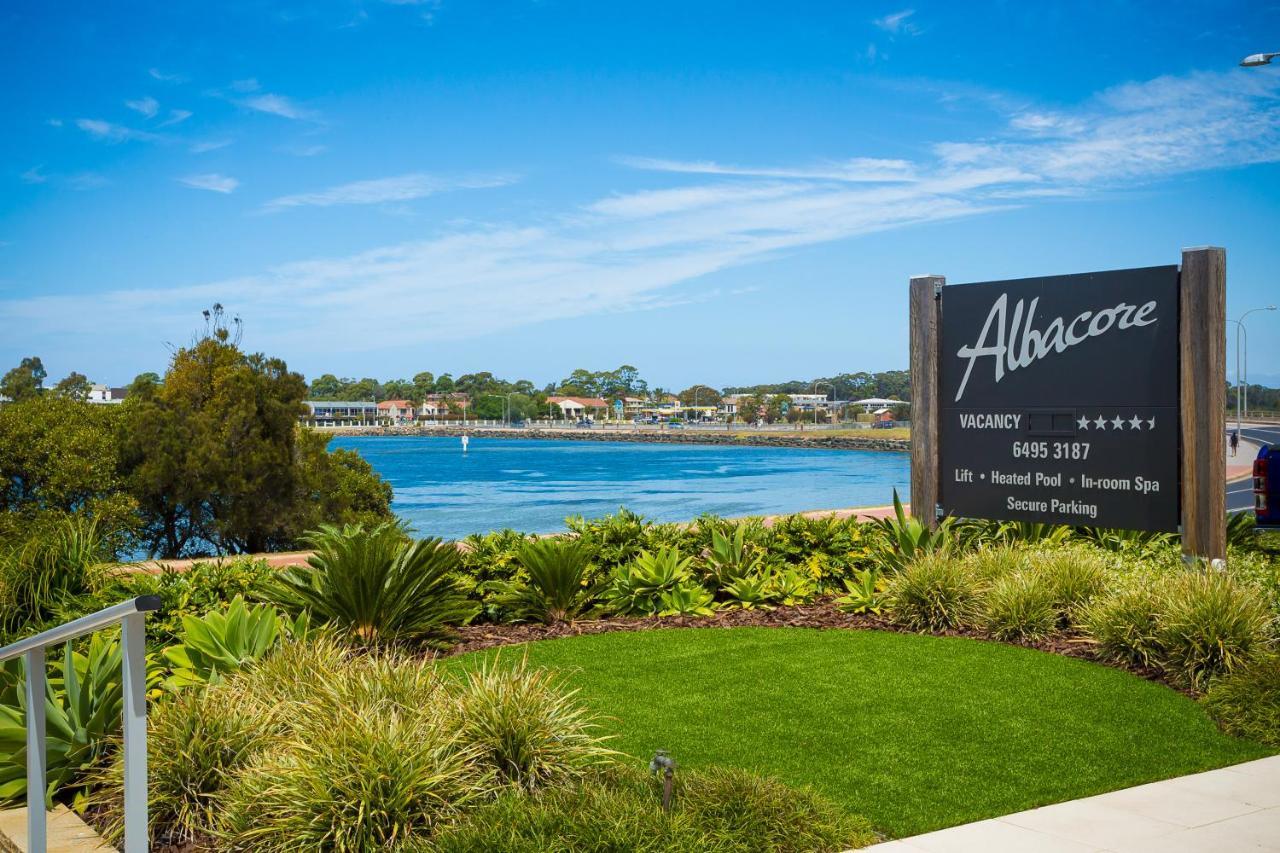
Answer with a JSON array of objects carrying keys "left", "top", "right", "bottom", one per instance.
[{"left": 939, "top": 266, "right": 1180, "bottom": 532}]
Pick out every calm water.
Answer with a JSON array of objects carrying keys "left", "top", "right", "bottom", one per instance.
[{"left": 330, "top": 435, "right": 910, "bottom": 539}]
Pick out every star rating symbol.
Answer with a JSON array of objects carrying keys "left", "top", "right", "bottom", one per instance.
[
  {"left": 1077, "top": 415, "right": 1090, "bottom": 430},
  {"left": 1147, "top": 416, "right": 1156, "bottom": 430},
  {"left": 1094, "top": 415, "right": 1107, "bottom": 430},
  {"left": 1128, "top": 415, "right": 1143, "bottom": 430},
  {"left": 1111, "top": 415, "right": 1125, "bottom": 430},
  {"left": 1080, "top": 414, "right": 1156, "bottom": 431}
]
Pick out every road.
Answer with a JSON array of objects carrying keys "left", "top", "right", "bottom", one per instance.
[{"left": 1228, "top": 423, "right": 1280, "bottom": 513}]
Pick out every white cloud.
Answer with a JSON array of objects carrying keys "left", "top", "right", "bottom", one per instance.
[
  {"left": 230, "top": 78, "right": 260, "bottom": 93},
  {"left": 45, "top": 118, "right": 63, "bottom": 128},
  {"left": 159, "top": 109, "right": 193, "bottom": 127},
  {"left": 189, "top": 139, "right": 233, "bottom": 153},
  {"left": 873, "top": 9, "right": 919, "bottom": 35},
  {"left": 7, "top": 67, "right": 1279, "bottom": 362},
  {"left": 20, "top": 166, "right": 48, "bottom": 184},
  {"left": 75, "top": 118, "right": 159, "bottom": 143},
  {"left": 148, "top": 68, "right": 187, "bottom": 83},
  {"left": 125, "top": 96, "right": 159, "bottom": 118},
  {"left": 261, "top": 172, "right": 515, "bottom": 212},
  {"left": 178, "top": 173, "right": 239, "bottom": 194},
  {"left": 281, "top": 143, "right": 327, "bottom": 157},
  {"left": 241, "top": 93, "right": 317, "bottom": 121},
  {"left": 617, "top": 156, "right": 918, "bottom": 182}
]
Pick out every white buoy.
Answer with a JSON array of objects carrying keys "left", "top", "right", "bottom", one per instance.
[{"left": 461, "top": 434, "right": 470, "bottom": 454}]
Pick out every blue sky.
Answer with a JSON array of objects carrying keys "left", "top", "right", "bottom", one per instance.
[{"left": 3, "top": 1, "right": 1280, "bottom": 389}]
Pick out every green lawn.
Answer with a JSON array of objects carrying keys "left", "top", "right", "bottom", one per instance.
[{"left": 449, "top": 627, "right": 1272, "bottom": 838}]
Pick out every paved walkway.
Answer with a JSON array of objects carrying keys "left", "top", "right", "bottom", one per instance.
[{"left": 861, "top": 756, "right": 1280, "bottom": 852}]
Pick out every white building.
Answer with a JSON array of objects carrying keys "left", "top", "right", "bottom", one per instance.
[{"left": 87, "top": 384, "right": 127, "bottom": 405}]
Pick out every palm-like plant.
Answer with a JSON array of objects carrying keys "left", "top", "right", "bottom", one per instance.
[
  {"left": 270, "top": 522, "right": 478, "bottom": 648},
  {"left": 491, "top": 539, "right": 600, "bottom": 624}
]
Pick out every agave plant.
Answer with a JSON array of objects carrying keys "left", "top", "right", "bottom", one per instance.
[
  {"left": 869, "top": 490, "right": 956, "bottom": 574},
  {"left": 162, "top": 595, "right": 305, "bottom": 689},
  {"left": 721, "top": 568, "right": 779, "bottom": 610},
  {"left": 768, "top": 566, "right": 818, "bottom": 605},
  {"left": 489, "top": 539, "right": 601, "bottom": 624},
  {"left": 702, "top": 525, "right": 764, "bottom": 587},
  {"left": 835, "top": 568, "right": 889, "bottom": 615},
  {"left": 0, "top": 633, "right": 162, "bottom": 806},
  {"left": 606, "top": 548, "right": 696, "bottom": 615},
  {"left": 270, "top": 522, "right": 479, "bottom": 647},
  {"left": 658, "top": 583, "right": 718, "bottom": 617}
]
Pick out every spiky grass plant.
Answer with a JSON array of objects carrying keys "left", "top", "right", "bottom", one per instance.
[
  {"left": 1155, "top": 571, "right": 1270, "bottom": 690},
  {"left": 449, "top": 658, "right": 615, "bottom": 791},
  {"left": 981, "top": 572, "right": 1058, "bottom": 642},
  {"left": 885, "top": 551, "right": 983, "bottom": 631}
]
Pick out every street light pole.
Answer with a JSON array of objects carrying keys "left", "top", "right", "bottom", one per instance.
[
  {"left": 812, "top": 381, "right": 832, "bottom": 425},
  {"left": 1232, "top": 306, "right": 1277, "bottom": 434}
]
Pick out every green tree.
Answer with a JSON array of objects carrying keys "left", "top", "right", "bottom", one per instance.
[
  {"left": 412, "top": 371, "right": 436, "bottom": 399},
  {"left": 1, "top": 356, "right": 47, "bottom": 402},
  {"left": 52, "top": 371, "right": 93, "bottom": 401},
  {"left": 380, "top": 379, "right": 415, "bottom": 401},
  {"left": 120, "top": 310, "right": 393, "bottom": 556},
  {"left": 435, "top": 373, "right": 455, "bottom": 393},
  {"left": 127, "top": 372, "right": 161, "bottom": 398},
  {"left": 737, "top": 393, "right": 766, "bottom": 423},
  {"left": 678, "top": 384, "right": 722, "bottom": 408},
  {"left": 766, "top": 394, "right": 791, "bottom": 424},
  {"left": 309, "top": 373, "right": 343, "bottom": 399},
  {"left": 0, "top": 395, "right": 138, "bottom": 550}
]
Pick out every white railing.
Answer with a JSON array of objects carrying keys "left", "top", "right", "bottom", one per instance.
[{"left": 0, "top": 596, "right": 160, "bottom": 853}]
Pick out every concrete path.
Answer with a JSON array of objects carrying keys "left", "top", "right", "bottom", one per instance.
[{"left": 861, "top": 755, "right": 1280, "bottom": 852}]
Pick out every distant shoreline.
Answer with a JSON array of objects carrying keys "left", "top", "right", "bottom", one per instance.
[{"left": 314, "top": 424, "right": 910, "bottom": 453}]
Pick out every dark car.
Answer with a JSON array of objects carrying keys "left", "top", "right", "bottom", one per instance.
[{"left": 575, "top": 419, "right": 595, "bottom": 428}]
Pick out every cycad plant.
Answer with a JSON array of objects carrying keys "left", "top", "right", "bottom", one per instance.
[
  {"left": 490, "top": 539, "right": 601, "bottom": 624},
  {"left": 270, "top": 522, "right": 478, "bottom": 648}
]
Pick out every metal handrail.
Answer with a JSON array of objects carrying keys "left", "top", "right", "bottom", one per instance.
[{"left": 0, "top": 595, "right": 160, "bottom": 853}]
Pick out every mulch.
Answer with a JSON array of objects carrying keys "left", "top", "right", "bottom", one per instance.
[{"left": 442, "top": 599, "right": 1186, "bottom": 694}]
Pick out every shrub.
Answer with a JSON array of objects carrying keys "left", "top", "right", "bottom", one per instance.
[
  {"left": 270, "top": 522, "right": 479, "bottom": 647},
  {"left": 721, "top": 569, "right": 779, "bottom": 610},
  {"left": 91, "top": 684, "right": 272, "bottom": 846},
  {"left": 702, "top": 524, "right": 766, "bottom": 588},
  {"left": 1026, "top": 547, "right": 1111, "bottom": 622},
  {"left": 489, "top": 539, "right": 600, "bottom": 624},
  {"left": 1203, "top": 654, "right": 1280, "bottom": 746},
  {"left": 981, "top": 572, "right": 1058, "bottom": 641},
  {"left": 885, "top": 552, "right": 982, "bottom": 631},
  {"left": 1082, "top": 578, "right": 1165, "bottom": 668},
  {"left": 0, "top": 515, "right": 112, "bottom": 634},
  {"left": 448, "top": 659, "right": 614, "bottom": 791},
  {"left": 216, "top": 701, "right": 479, "bottom": 852},
  {"left": 963, "top": 545, "right": 1026, "bottom": 583},
  {"left": 769, "top": 566, "right": 818, "bottom": 605},
  {"left": 606, "top": 548, "right": 697, "bottom": 616},
  {"left": 1155, "top": 572, "right": 1270, "bottom": 690},
  {"left": 422, "top": 765, "right": 877, "bottom": 853},
  {"left": 835, "top": 569, "right": 888, "bottom": 615}
]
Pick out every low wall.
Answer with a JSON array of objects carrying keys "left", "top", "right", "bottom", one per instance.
[{"left": 315, "top": 425, "right": 908, "bottom": 453}]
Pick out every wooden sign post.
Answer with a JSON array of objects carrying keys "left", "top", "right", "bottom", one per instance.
[
  {"left": 1179, "top": 247, "right": 1227, "bottom": 562},
  {"left": 909, "top": 275, "right": 944, "bottom": 528}
]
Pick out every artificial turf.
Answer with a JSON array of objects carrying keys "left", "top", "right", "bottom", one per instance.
[{"left": 449, "top": 627, "right": 1273, "bottom": 838}]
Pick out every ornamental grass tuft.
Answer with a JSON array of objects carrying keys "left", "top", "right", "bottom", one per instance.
[
  {"left": 886, "top": 551, "right": 983, "bottom": 631},
  {"left": 981, "top": 571, "right": 1059, "bottom": 641},
  {"left": 1203, "top": 654, "right": 1280, "bottom": 746}
]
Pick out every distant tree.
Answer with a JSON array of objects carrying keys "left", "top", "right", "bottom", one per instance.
[
  {"left": 737, "top": 393, "right": 766, "bottom": 423},
  {"left": 435, "top": 373, "right": 455, "bottom": 393},
  {"left": 678, "top": 384, "right": 722, "bottom": 407},
  {"left": 1, "top": 356, "right": 47, "bottom": 402},
  {"left": 309, "top": 373, "right": 343, "bottom": 399},
  {"left": 412, "top": 371, "right": 436, "bottom": 398},
  {"left": 128, "top": 372, "right": 161, "bottom": 398},
  {"left": 52, "top": 371, "right": 93, "bottom": 401},
  {"left": 381, "top": 379, "right": 415, "bottom": 401},
  {"left": 766, "top": 394, "right": 791, "bottom": 424}
]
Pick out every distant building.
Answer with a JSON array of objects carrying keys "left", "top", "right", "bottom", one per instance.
[
  {"left": 377, "top": 399, "right": 416, "bottom": 424},
  {"left": 547, "top": 396, "right": 609, "bottom": 420},
  {"left": 851, "top": 397, "right": 907, "bottom": 413},
  {"left": 304, "top": 401, "right": 379, "bottom": 424},
  {"left": 87, "top": 384, "right": 127, "bottom": 405},
  {"left": 419, "top": 393, "right": 469, "bottom": 419}
]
